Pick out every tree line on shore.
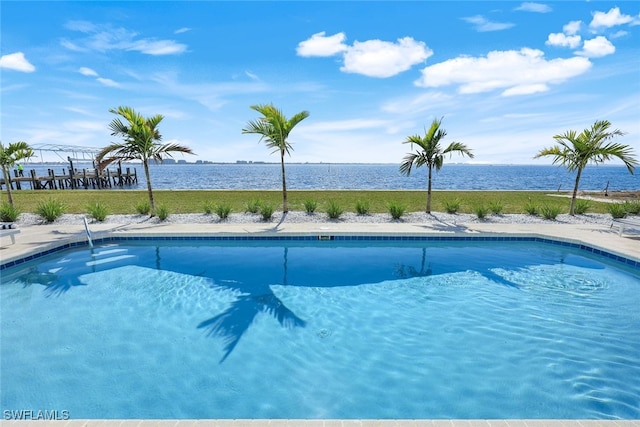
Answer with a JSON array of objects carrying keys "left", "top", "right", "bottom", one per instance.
[{"left": 1, "top": 104, "right": 637, "bottom": 217}]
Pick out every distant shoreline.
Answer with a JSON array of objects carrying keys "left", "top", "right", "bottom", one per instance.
[{"left": 20, "top": 161, "right": 631, "bottom": 167}]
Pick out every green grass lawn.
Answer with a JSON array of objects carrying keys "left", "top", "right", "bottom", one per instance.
[{"left": 0, "top": 189, "right": 615, "bottom": 215}]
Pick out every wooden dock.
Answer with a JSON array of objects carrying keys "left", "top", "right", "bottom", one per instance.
[{"left": 0, "top": 166, "right": 138, "bottom": 191}]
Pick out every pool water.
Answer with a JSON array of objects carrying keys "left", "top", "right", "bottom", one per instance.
[{"left": 1, "top": 239, "right": 639, "bottom": 419}]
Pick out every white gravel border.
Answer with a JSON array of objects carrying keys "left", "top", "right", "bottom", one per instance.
[{"left": 15, "top": 211, "right": 616, "bottom": 227}]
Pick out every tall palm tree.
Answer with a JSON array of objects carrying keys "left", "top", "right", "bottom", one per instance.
[
  {"left": 96, "top": 106, "right": 194, "bottom": 212},
  {"left": 242, "top": 103, "right": 309, "bottom": 213},
  {"left": 400, "top": 117, "right": 474, "bottom": 213},
  {"left": 534, "top": 120, "right": 637, "bottom": 215},
  {"left": 0, "top": 141, "right": 34, "bottom": 207}
]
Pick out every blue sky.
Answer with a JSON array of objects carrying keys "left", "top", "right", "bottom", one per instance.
[{"left": 1, "top": 1, "right": 639, "bottom": 164}]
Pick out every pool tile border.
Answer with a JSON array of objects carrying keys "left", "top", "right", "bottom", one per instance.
[
  {"left": 2, "top": 420, "right": 640, "bottom": 426},
  {"left": 1, "top": 233, "right": 639, "bottom": 271}
]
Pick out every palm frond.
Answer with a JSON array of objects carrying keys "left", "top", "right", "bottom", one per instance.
[
  {"left": 0, "top": 141, "right": 34, "bottom": 166},
  {"left": 443, "top": 142, "right": 475, "bottom": 159},
  {"left": 540, "top": 120, "right": 635, "bottom": 173},
  {"left": 433, "top": 154, "right": 444, "bottom": 171},
  {"left": 399, "top": 153, "right": 419, "bottom": 176},
  {"left": 243, "top": 103, "right": 308, "bottom": 156},
  {"left": 399, "top": 117, "right": 470, "bottom": 174},
  {"left": 402, "top": 135, "right": 426, "bottom": 150}
]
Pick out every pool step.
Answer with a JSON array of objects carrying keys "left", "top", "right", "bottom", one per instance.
[
  {"left": 86, "top": 255, "right": 135, "bottom": 267},
  {"left": 91, "top": 248, "right": 128, "bottom": 257}
]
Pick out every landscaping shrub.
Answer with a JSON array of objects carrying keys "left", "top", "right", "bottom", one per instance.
[
  {"left": 36, "top": 198, "right": 66, "bottom": 223},
  {"left": 260, "top": 203, "right": 274, "bottom": 221},
  {"left": 303, "top": 199, "right": 318, "bottom": 214},
  {"left": 444, "top": 198, "right": 460, "bottom": 214},
  {"left": 326, "top": 200, "right": 343, "bottom": 219},
  {"left": 541, "top": 204, "right": 562, "bottom": 220},
  {"left": 355, "top": 199, "right": 370, "bottom": 215},
  {"left": 623, "top": 200, "right": 640, "bottom": 215},
  {"left": 489, "top": 200, "right": 504, "bottom": 215},
  {"left": 0, "top": 202, "right": 20, "bottom": 222},
  {"left": 573, "top": 199, "right": 590, "bottom": 215},
  {"left": 215, "top": 203, "right": 232, "bottom": 220},
  {"left": 156, "top": 204, "right": 170, "bottom": 221},
  {"left": 473, "top": 205, "right": 488, "bottom": 219},
  {"left": 524, "top": 201, "right": 538, "bottom": 216},
  {"left": 245, "top": 199, "right": 262, "bottom": 214},
  {"left": 387, "top": 201, "right": 406, "bottom": 220},
  {"left": 87, "top": 202, "right": 108, "bottom": 222},
  {"left": 135, "top": 201, "right": 151, "bottom": 215},
  {"left": 203, "top": 200, "right": 215, "bottom": 214},
  {"left": 608, "top": 203, "right": 627, "bottom": 219}
]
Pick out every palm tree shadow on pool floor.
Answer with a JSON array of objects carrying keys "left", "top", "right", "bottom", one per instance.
[{"left": 197, "top": 291, "right": 306, "bottom": 363}]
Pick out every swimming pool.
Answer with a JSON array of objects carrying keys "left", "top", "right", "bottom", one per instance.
[{"left": 1, "top": 236, "right": 639, "bottom": 419}]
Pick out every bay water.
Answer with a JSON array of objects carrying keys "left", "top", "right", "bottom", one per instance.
[{"left": 18, "top": 163, "right": 639, "bottom": 191}]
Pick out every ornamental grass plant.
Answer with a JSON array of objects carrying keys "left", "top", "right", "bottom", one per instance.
[
  {"left": 86, "top": 201, "right": 108, "bottom": 222},
  {"left": 36, "top": 198, "right": 66, "bottom": 222},
  {"left": 3, "top": 190, "right": 620, "bottom": 216},
  {"left": 0, "top": 202, "right": 21, "bottom": 222}
]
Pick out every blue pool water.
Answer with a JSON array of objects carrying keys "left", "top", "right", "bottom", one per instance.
[{"left": 1, "top": 239, "right": 639, "bottom": 419}]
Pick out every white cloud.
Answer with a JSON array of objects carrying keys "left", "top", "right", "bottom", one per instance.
[
  {"left": 382, "top": 91, "right": 455, "bottom": 115},
  {"left": 77, "top": 66, "right": 120, "bottom": 87},
  {"left": 546, "top": 33, "right": 581, "bottom": 48},
  {"left": 64, "top": 20, "right": 97, "bottom": 33},
  {"left": 590, "top": 7, "right": 635, "bottom": 29},
  {"left": 0, "top": 52, "right": 36, "bottom": 72},
  {"left": 79, "top": 67, "right": 98, "bottom": 76},
  {"left": 96, "top": 77, "right": 121, "bottom": 87},
  {"left": 502, "top": 83, "right": 549, "bottom": 96},
  {"left": 63, "top": 107, "right": 97, "bottom": 117},
  {"left": 62, "top": 21, "right": 187, "bottom": 56},
  {"left": 515, "top": 2, "right": 552, "bottom": 13},
  {"left": 415, "top": 48, "right": 592, "bottom": 97},
  {"left": 563, "top": 20, "right": 582, "bottom": 35},
  {"left": 245, "top": 71, "right": 259, "bottom": 81},
  {"left": 296, "top": 32, "right": 348, "bottom": 57},
  {"left": 297, "top": 33, "right": 432, "bottom": 78},
  {"left": 148, "top": 72, "right": 270, "bottom": 112},
  {"left": 60, "top": 39, "right": 85, "bottom": 52},
  {"left": 174, "top": 27, "right": 191, "bottom": 34},
  {"left": 577, "top": 36, "right": 615, "bottom": 58},
  {"left": 128, "top": 39, "right": 187, "bottom": 55},
  {"left": 64, "top": 120, "right": 106, "bottom": 132},
  {"left": 341, "top": 37, "right": 432, "bottom": 78},
  {"left": 609, "top": 30, "right": 628, "bottom": 39},
  {"left": 462, "top": 15, "right": 515, "bottom": 32},
  {"left": 300, "top": 119, "right": 388, "bottom": 133}
]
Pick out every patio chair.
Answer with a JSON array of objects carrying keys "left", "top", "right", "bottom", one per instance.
[
  {"left": 0, "top": 224, "right": 20, "bottom": 245},
  {"left": 612, "top": 216, "right": 640, "bottom": 236}
]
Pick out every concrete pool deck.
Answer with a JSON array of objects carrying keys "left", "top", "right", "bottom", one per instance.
[{"left": 1, "top": 221, "right": 639, "bottom": 426}]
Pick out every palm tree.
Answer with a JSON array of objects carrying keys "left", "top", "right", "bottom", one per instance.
[
  {"left": 534, "top": 120, "right": 637, "bottom": 215},
  {"left": 242, "top": 103, "right": 310, "bottom": 213},
  {"left": 400, "top": 117, "right": 474, "bottom": 213},
  {"left": 96, "top": 106, "right": 194, "bottom": 212},
  {"left": 0, "top": 141, "right": 34, "bottom": 207}
]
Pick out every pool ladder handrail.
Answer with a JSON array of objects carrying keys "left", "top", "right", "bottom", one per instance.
[{"left": 83, "top": 216, "right": 94, "bottom": 248}]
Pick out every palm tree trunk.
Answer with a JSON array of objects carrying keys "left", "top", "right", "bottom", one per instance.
[
  {"left": 569, "top": 168, "right": 583, "bottom": 216},
  {"left": 2, "top": 166, "right": 14, "bottom": 206},
  {"left": 426, "top": 165, "right": 433, "bottom": 213},
  {"left": 280, "top": 148, "right": 288, "bottom": 213},
  {"left": 143, "top": 160, "right": 155, "bottom": 213}
]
